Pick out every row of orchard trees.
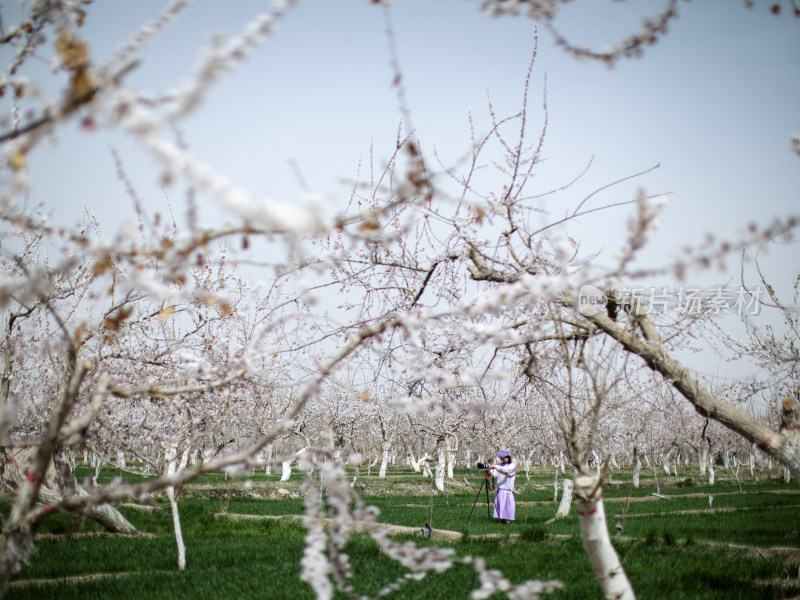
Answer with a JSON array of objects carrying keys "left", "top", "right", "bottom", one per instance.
[
  {"left": 48, "top": 364, "right": 776, "bottom": 494},
  {"left": 284, "top": 373, "right": 780, "bottom": 490},
  {"left": 0, "top": 2, "right": 797, "bottom": 599}
]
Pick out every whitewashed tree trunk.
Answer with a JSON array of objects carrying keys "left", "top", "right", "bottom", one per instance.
[
  {"left": 553, "top": 460, "right": 560, "bottom": 502},
  {"left": 1, "top": 449, "right": 138, "bottom": 536},
  {"left": 700, "top": 448, "right": 708, "bottom": 476},
  {"left": 422, "top": 460, "right": 432, "bottom": 478},
  {"left": 465, "top": 449, "right": 472, "bottom": 469},
  {"left": 661, "top": 449, "right": 672, "bottom": 475},
  {"left": 178, "top": 447, "right": 190, "bottom": 472},
  {"left": 575, "top": 474, "right": 635, "bottom": 599},
  {"left": 92, "top": 454, "right": 101, "bottom": 486},
  {"left": 420, "top": 454, "right": 432, "bottom": 478},
  {"left": 408, "top": 453, "right": 420, "bottom": 472},
  {"left": 632, "top": 454, "right": 641, "bottom": 489},
  {"left": 446, "top": 450, "right": 455, "bottom": 479},
  {"left": 165, "top": 445, "right": 186, "bottom": 571},
  {"left": 379, "top": 445, "right": 390, "bottom": 478},
  {"left": 367, "top": 455, "right": 378, "bottom": 476},
  {"left": 749, "top": 452, "right": 755, "bottom": 477},
  {"left": 116, "top": 451, "right": 126, "bottom": 469},
  {"left": 435, "top": 445, "right": 446, "bottom": 492},
  {"left": 785, "top": 467, "right": 791, "bottom": 483},
  {"left": 653, "top": 462, "right": 661, "bottom": 495},
  {"left": 555, "top": 479, "right": 574, "bottom": 518},
  {"left": 708, "top": 456, "right": 715, "bottom": 485},
  {"left": 281, "top": 460, "right": 292, "bottom": 482}
]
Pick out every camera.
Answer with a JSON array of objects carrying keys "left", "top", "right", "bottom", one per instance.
[{"left": 476, "top": 462, "right": 490, "bottom": 469}]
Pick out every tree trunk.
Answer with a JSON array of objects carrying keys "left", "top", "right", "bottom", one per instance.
[
  {"left": 379, "top": 445, "right": 390, "bottom": 478},
  {"left": 574, "top": 474, "right": 636, "bottom": 599},
  {"left": 0, "top": 445, "right": 140, "bottom": 594},
  {"left": 165, "top": 445, "right": 186, "bottom": 571},
  {"left": 632, "top": 454, "right": 641, "bottom": 489},
  {"left": 699, "top": 448, "right": 707, "bottom": 476},
  {"left": 408, "top": 453, "right": 420, "bottom": 472},
  {"left": 265, "top": 444, "right": 273, "bottom": 475},
  {"left": 553, "top": 459, "right": 560, "bottom": 502},
  {"left": 555, "top": 479, "right": 574, "bottom": 518},
  {"left": 2, "top": 449, "right": 138, "bottom": 535},
  {"left": 708, "top": 456, "right": 715, "bottom": 485},
  {"left": 281, "top": 460, "right": 292, "bottom": 482},
  {"left": 435, "top": 444, "right": 446, "bottom": 493},
  {"left": 420, "top": 455, "right": 432, "bottom": 478}
]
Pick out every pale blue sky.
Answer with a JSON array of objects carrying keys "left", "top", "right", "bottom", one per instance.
[{"left": 8, "top": 0, "right": 800, "bottom": 377}]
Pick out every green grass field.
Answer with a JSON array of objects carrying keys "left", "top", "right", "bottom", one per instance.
[{"left": 5, "top": 465, "right": 800, "bottom": 599}]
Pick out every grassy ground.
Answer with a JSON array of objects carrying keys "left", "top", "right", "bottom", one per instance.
[{"left": 4, "top": 465, "right": 800, "bottom": 599}]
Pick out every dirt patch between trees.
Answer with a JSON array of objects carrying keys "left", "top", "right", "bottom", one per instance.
[
  {"left": 9, "top": 569, "right": 170, "bottom": 588},
  {"left": 214, "top": 512, "right": 466, "bottom": 542}
]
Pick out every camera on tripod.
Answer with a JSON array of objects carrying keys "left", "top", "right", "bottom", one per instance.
[{"left": 476, "top": 462, "right": 490, "bottom": 470}]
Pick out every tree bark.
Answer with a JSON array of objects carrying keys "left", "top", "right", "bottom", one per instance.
[
  {"left": 554, "top": 479, "right": 574, "bottom": 519},
  {"left": 408, "top": 453, "right": 420, "bottom": 472},
  {"left": 574, "top": 474, "right": 636, "bottom": 599},
  {"left": 281, "top": 460, "right": 292, "bottom": 482},
  {"left": 553, "top": 459, "right": 560, "bottom": 502},
  {"left": 379, "top": 445, "right": 390, "bottom": 478},
  {"left": 165, "top": 445, "right": 186, "bottom": 571},
  {"left": 435, "top": 439, "right": 446, "bottom": 492}
]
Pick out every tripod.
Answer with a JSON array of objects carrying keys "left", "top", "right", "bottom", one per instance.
[{"left": 467, "top": 469, "right": 495, "bottom": 525}]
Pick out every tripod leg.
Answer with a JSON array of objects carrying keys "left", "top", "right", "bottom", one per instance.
[{"left": 467, "top": 478, "right": 486, "bottom": 525}]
